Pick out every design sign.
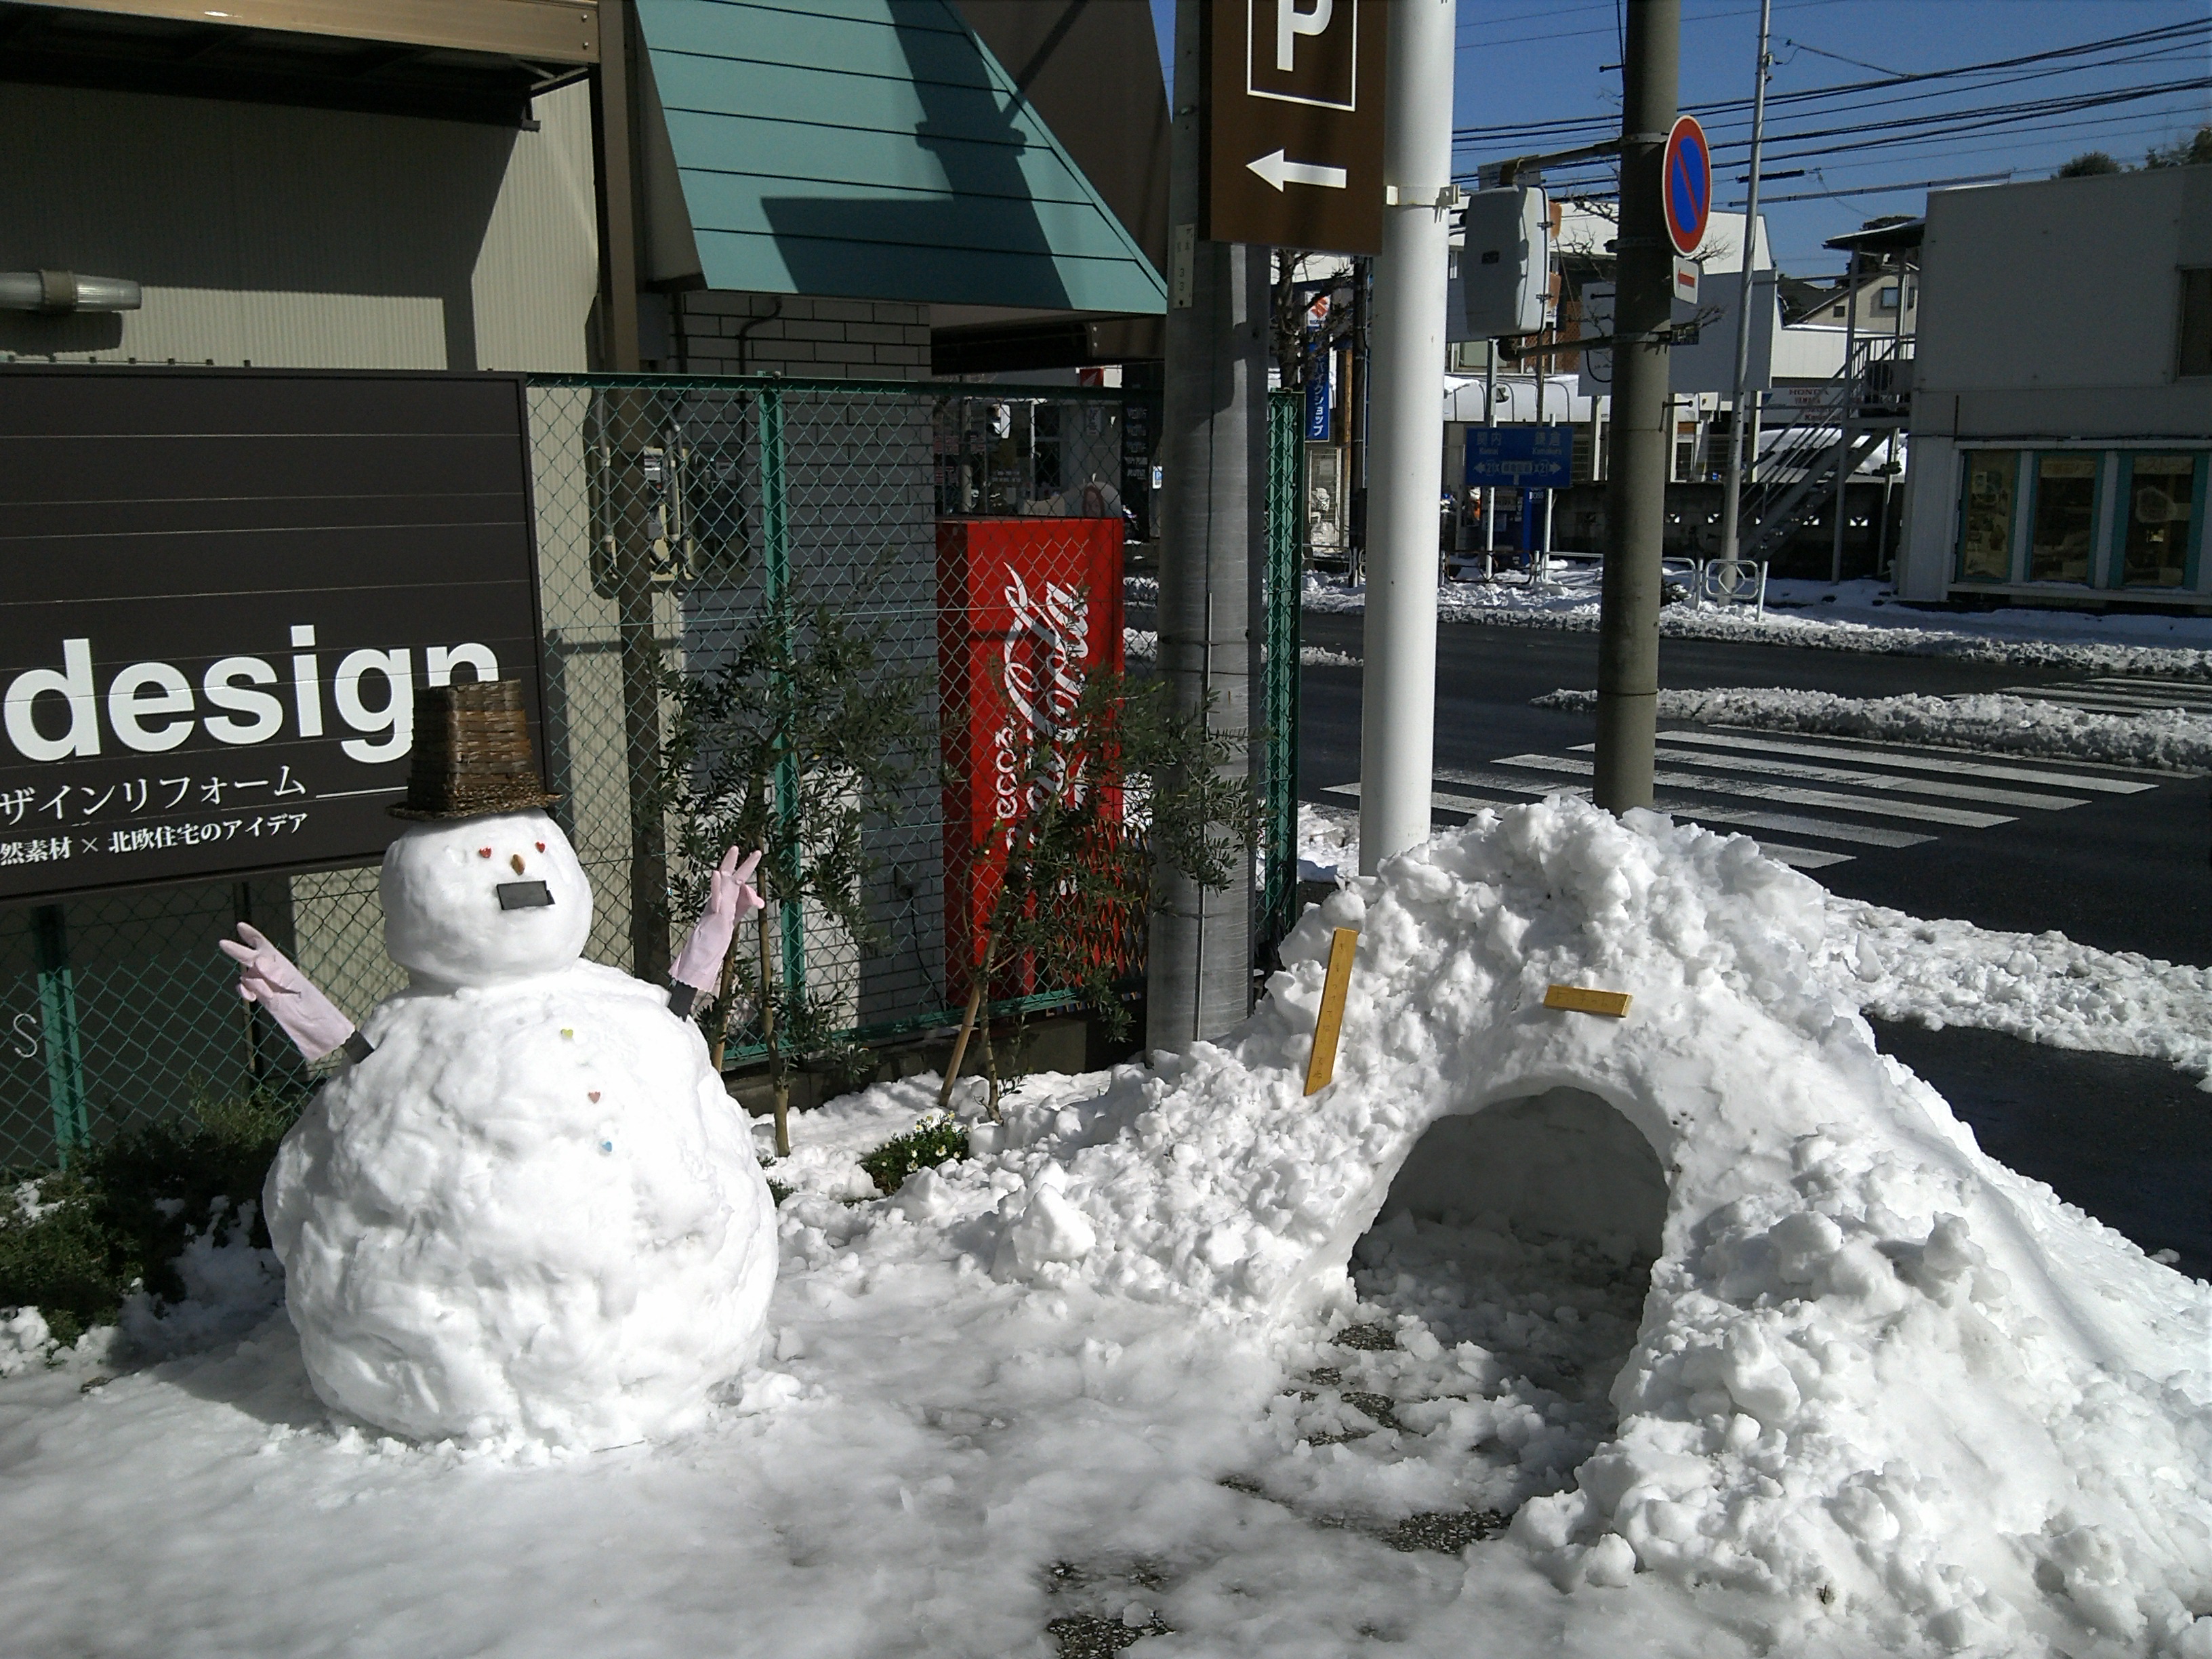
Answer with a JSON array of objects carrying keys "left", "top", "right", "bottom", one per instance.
[
  {"left": 0, "top": 368, "right": 546, "bottom": 903},
  {"left": 1205, "top": 0, "right": 1388, "bottom": 253},
  {"left": 1662, "top": 115, "right": 1712, "bottom": 258}
]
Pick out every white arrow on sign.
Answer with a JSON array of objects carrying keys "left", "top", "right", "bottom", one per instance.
[{"left": 1246, "top": 149, "right": 1348, "bottom": 192}]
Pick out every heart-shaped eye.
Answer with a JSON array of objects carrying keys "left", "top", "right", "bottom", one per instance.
[
  {"left": 535, "top": 842, "right": 546, "bottom": 853},
  {"left": 588, "top": 1090, "right": 601, "bottom": 1103},
  {"left": 478, "top": 848, "right": 491, "bottom": 858}
]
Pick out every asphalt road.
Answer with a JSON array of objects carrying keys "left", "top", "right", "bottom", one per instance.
[
  {"left": 1276, "top": 607, "right": 2211, "bottom": 1277},
  {"left": 1292, "top": 609, "right": 2212, "bottom": 968}
]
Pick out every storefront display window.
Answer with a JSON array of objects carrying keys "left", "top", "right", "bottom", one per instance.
[
  {"left": 2119, "top": 454, "right": 2202, "bottom": 588},
  {"left": 2027, "top": 453, "right": 2098, "bottom": 583},
  {"left": 1955, "top": 450, "right": 2016, "bottom": 581}
]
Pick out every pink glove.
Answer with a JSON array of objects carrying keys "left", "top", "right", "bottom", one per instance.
[
  {"left": 218, "top": 922, "right": 358, "bottom": 1063},
  {"left": 670, "top": 848, "right": 764, "bottom": 993}
]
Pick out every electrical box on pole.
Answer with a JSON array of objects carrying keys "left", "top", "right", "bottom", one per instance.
[{"left": 1460, "top": 186, "right": 1549, "bottom": 338}]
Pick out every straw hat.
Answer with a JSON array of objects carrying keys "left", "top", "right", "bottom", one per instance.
[{"left": 388, "top": 678, "right": 563, "bottom": 820}]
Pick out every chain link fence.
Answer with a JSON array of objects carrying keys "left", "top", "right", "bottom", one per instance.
[{"left": 1, "top": 376, "right": 1300, "bottom": 1174}]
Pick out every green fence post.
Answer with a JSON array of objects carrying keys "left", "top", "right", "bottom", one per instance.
[
  {"left": 757, "top": 384, "right": 806, "bottom": 1002},
  {"left": 1262, "top": 389, "right": 1305, "bottom": 956},
  {"left": 30, "top": 905, "right": 89, "bottom": 1167}
]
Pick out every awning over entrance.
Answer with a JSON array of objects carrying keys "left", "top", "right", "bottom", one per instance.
[{"left": 634, "top": 0, "right": 1166, "bottom": 314}]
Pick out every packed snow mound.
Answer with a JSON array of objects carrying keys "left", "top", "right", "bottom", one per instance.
[
  {"left": 264, "top": 962, "right": 777, "bottom": 1447},
  {"left": 1029, "top": 798, "right": 2211, "bottom": 1654}
]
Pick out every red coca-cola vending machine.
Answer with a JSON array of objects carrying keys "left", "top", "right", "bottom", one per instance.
[{"left": 937, "top": 516, "right": 1125, "bottom": 999}]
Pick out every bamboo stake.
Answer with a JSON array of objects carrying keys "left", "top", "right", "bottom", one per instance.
[{"left": 938, "top": 927, "right": 992, "bottom": 1111}]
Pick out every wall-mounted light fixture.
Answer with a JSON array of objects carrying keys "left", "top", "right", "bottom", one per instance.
[{"left": 0, "top": 271, "right": 143, "bottom": 313}]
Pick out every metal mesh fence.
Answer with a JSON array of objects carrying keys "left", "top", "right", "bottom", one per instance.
[{"left": 0, "top": 374, "right": 1301, "bottom": 1174}]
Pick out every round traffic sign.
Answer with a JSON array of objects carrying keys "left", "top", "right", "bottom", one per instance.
[{"left": 1662, "top": 115, "right": 1711, "bottom": 258}]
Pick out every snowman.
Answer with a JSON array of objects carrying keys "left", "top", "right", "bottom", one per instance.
[{"left": 220, "top": 680, "right": 777, "bottom": 1446}]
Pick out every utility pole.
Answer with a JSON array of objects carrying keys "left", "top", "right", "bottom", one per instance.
[
  {"left": 1714, "top": 0, "right": 1772, "bottom": 571},
  {"left": 1357, "top": 0, "right": 1455, "bottom": 873},
  {"left": 1592, "top": 0, "right": 1681, "bottom": 813},
  {"left": 1148, "top": 0, "right": 1264, "bottom": 1048},
  {"left": 1830, "top": 245, "right": 1861, "bottom": 583}
]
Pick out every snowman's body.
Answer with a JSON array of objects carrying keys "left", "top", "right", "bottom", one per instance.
[{"left": 263, "top": 811, "right": 777, "bottom": 1446}]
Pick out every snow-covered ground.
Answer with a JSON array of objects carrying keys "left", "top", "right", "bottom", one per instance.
[
  {"left": 1297, "top": 570, "right": 2212, "bottom": 678},
  {"left": 1531, "top": 687, "right": 2212, "bottom": 773},
  {"left": 3, "top": 802, "right": 2207, "bottom": 1658}
]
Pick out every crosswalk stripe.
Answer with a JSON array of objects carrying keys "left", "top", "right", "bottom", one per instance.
[
  {"left": 1495, "top": 753, "right": 2016, "bottom": 827},
  {"left": 1319, "top": 779, "right": 1860, "bottom": 869},
  {"left": 1652, "top": 729, "right": 2154, "bottom": 794},
  {"left": 2000, "top": 686, "right": 2203, "bottom": 714},
  {"left": 1618, "top": 743, "right": 2091, "bottom": 809},
  {"left": 2081, "top": 677, "right": 2212, "bottom": 703},
  {"left": 1688, "top": 722, "right": 2168, "bottom": 773},
  {"left": 1433, "top": 766, "right": 1932, "bottom": 848}
]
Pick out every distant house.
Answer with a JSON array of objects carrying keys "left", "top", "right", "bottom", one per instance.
[{"left": 1897, "top": 167, "right": 2211, "bottom": 607}]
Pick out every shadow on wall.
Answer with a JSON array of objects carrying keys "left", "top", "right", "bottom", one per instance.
[
  {"left": 0, "top": 81, "right": 514, "bottom": 369},
  {"left": 758, "top": 0, "right": 1072, "bottom": 310}
]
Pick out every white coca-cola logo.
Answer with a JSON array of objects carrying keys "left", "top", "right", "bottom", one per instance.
[{"left": 991, "top": 570, "right": 1089, "bottom": 825}]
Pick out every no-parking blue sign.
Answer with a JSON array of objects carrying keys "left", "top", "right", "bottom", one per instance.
[
  {"left": 1663, "top": 115, "right": 1711, "bottom": 258},
  {"left": 1465, "top": 426, "right": 1572, "bottom": 489}
]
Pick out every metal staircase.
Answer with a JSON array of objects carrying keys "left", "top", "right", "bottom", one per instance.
[{"left": 1738, "top": 336, "right": 1912, "bottom": 562}]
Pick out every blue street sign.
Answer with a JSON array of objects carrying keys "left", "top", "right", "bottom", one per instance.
[
  {"left": 1465, "top": 425, "right": 1572, "bottom": 489},
  {"left": 1303, "top": 346, "right": 1333, "bottom": 441}
]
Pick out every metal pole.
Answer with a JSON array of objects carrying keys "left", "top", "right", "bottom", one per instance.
[
  {"left": 1715, "top": 0, "right": 1771, "bottom": 567},
  {"left": 1357, "top": 0, "right": 1455, "bottom": 874},
  {"left": 1830, "top": 246, "right": 1860, "bottom": 582},
  {"left": 1876, "top": 257, "right": 1909, "bottom": 575},
  {"left": 1483, "top": 339, "right": 1498, "bottom": 576},
  {"left": 1593, "top": 0, "right": 1680, "bottom": 813},
  {"left": 1148, "top": 0, "right": 1262, "bottom": 1049}
]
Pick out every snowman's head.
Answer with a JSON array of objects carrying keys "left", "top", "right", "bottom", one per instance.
[{"left": 382, "top": 811, "right": 593, "bottom": 987}]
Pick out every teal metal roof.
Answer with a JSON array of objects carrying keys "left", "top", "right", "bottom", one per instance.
[{"left": 635, "top": 0, "right": 1167, "bottom": 312}]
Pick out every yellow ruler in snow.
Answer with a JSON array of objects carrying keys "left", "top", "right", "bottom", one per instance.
[
  {"left": 1304, "top": 928, "right": 1361, "bottom": 1095},
  {"left": 1543, "top": 983, "right": 1633, "bottom": 1018}
]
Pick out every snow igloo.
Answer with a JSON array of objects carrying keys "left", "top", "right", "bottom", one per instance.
[{"left": 1037, "top": 798, "right": 2211, "bottom": 1657}]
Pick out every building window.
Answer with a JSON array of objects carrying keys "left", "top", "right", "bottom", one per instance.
[
  {"left": 1877, "top": 285, "right": 1900, "bottom": 311},
  {"left": 2182, "top": 268, "right": 2211, "bottom": 377},
  {"left": 2027, "top": 453, "right": 2100, "bottom": 583},
  {"left": 1956, "top": 450, "right": 2018, "bottom": 581},
  {"left": 2118, "top": 453, "right": 2204, "bottom": 588}
]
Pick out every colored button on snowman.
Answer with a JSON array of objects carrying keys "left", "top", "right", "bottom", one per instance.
[{"left": 239, "top": 680, "right": 778, "bottom": 1447}]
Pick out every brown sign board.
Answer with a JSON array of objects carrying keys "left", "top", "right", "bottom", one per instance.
[
  {"left": 0, "top": 367, "right": 546, "bottom": 905},
  {"left": 1204, "top": 0, "right": 1387, "bottom": 253}
]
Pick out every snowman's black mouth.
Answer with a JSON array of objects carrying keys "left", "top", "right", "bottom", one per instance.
[{"left": 497, "top": 880, "right": 554, "bottom": 910}]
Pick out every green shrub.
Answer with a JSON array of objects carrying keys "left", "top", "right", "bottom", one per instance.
[
  {"left": 859, "top": 1113, "right": 968, "bottom": 1196},
  {"left": 0, "top": 1086, "right": 302, "bottom": 1349}
]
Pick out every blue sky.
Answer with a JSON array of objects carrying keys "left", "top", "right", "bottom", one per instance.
[{"left": 1146, "top": 0, "right": 2212, "bottom": 274}]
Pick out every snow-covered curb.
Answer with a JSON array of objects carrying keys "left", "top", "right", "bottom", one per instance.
[
  {"left": 1125, "top": 626, "right": 1356, "bottom": 669},
  {"left": 1298, "top": 575, "right": 2212, "bottom": 679},
  {"left": 1533, "top": 687, "right": 2212, "bottom": 772}
]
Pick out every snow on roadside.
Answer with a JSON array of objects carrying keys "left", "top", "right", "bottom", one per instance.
[
  {"left": 1823, "top": 902, "right": 2212, "bottom": 1090},
  {"left": 1295, "top": 802, "right": 2212, "bottom": 1086},
  {"left": 1125, "top": 626, "right": 1356, "bottom": 670},
  {"left": 1533, "top": 687, "right": 2212, "bottom": 772},
  {"left": 1298, "top": 571, "right": 2212, "bottom": 679}
]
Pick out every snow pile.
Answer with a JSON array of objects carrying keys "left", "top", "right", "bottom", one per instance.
[
  {"left": 1534, "top": 687, "right": 2212, "bottom": 771},
  {"left": 0, "top": 1306, "right": 51, "bottom": 1378},
  {"left": 264, "top": 813, "right": 777, "bottom": 1446},
  {"left": 1027, "top": 798, "right": 2211, "bottom": 1652},
  {"left": 1302, "top": 571, "right": 2212, "bottom": 678},
  {"left": 1125, "top": 626, "right": 1357, "bottom": 670},
  {"left": 1822, "top": 901, "right": 2212, "bottom": 1088}
]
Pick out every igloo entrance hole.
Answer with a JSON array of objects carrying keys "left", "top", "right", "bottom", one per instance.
[
  {"left": 1320, "top": 1090, "right": 1667, "bottom": 1496},
  {"left": 1375, "top": 1086, "right": 1668, "bottom": 1263}
]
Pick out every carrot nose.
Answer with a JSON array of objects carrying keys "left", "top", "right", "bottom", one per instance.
[{"left": 509, "top": 853, "right": 526, "bottom": 874}]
